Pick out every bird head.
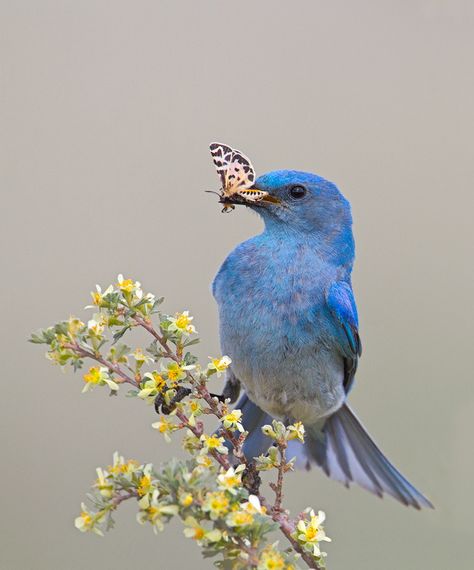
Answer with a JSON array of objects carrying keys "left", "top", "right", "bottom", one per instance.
[{"left": 227, "top": 170, "right": 353, "bottom": 237}]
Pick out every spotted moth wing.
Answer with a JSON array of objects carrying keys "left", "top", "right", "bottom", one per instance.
[{"left": 209, "top": 142, "right": 256, "bottom": 197}]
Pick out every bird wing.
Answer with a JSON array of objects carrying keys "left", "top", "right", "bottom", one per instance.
[{"left": 326, "top": 281, "right": 362, "bottom": 393}]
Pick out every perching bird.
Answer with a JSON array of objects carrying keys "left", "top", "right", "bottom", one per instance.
[{"left": 212, "top": 169, "right": 432, "bottom": 509}]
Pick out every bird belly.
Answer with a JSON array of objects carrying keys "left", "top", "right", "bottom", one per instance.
[{"left": 229, "top": 346, "right": 346, "bottom": 424}]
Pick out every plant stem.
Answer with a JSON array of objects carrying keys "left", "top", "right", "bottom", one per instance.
[
  {"left": 272, "top": 441, "right": 287, "bottom": 512},
  {"left": 63, "top": 342, "right": 139, "bottom": 388},
  {"left": 175, "top": 410, "right": 231, "bottom": 470},
  {"left": 272, "top": 511, "right": 321, "bottom": 570},
  {"left": 133, "top": 315, "right": 178, "bottom": 362}
]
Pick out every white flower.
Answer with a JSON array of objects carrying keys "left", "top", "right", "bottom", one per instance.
[
  {"left": 87, "top": 316, "right": 106, "bottom": 337},
  {"left": 207, "top": 356, "right": 232, "bottom": 377},
  {"left": 168, "top": 311, "right": 197, "bottom": 335},
  {"left": 221, "top": 409, "right": 244, "bottom": 432},
  {"left": 217, "top": 465, "right": 244, "bottom": 494},
  {"left": 287, "top": 421, "right": 305, "bottom": 443},
  {"left": 296, "top": 509, "right": 331, "bottom": 557},
  {"left": 241, "top": 495, "right": 266, "bottom": 515}
]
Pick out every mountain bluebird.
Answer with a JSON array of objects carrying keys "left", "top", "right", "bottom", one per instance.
[{"left": 213, "top": 169, "right": 432, "bottom": 509}]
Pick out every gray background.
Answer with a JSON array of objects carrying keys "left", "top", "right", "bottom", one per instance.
[{"left": 2, "top": 1, "right": 473, "bottom": 569}]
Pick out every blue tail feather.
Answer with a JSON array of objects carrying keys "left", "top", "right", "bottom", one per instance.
[{"left": 232, "top": 395, "right": 433, "bottom": 510}]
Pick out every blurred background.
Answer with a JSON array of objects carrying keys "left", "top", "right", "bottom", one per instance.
[{"left": 2, "top": 1, "right": 473, "bottom": 568}]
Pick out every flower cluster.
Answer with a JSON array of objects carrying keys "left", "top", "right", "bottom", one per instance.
[
  {"left": 294, "top": 509, "right": 331, "bottom": 559},
  {"left": 31, "top": 277, "right": 331, "bottom": 570}
]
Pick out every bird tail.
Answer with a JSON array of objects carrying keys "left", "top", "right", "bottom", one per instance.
[
  {"left": 291, "top": 403, "right": 433, "bottom": 509},
  {"left": 236, "top": 393, "right": 274, "bottom": 459},
  {"left": 234, "top": 394, "right": 433, "bottom": 509}
]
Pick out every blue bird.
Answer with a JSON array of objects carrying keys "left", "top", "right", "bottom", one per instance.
[{"left": 213, "top": 169, "right": 432, "bottom": 509}]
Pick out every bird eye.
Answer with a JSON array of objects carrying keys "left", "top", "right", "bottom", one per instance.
[{"left": 289, "top": 185, "right": 307, "bottom": 199}]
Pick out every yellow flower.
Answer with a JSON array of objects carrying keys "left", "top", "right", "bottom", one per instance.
[
  {"left": 222, "top": 409, "right": 244, "bottom": 432},
  {"left": 95, "top": 468, "right": 114, "bottom": 499},
  {"left": 195, "top": 454, "right": 213, "bottom": 469},
  {"left": 137, "top": 490, "right": 178, "bottom": 534},
  {"left": 152, "top": 416, "right": 178, "bottom": 442},
  {"left": 179, "top": 493, "right": 194, "bottom": 507},
  {"left": 168, "top": 311, "right": 197, "bottom": 335},
  {"left": 202, "top": 491, "right": 230, "bottom": 520},
  {"left": 185, "top": 400, "right": 203, "bottom": 427},
  {"left": 217, "top": 466, "right": 244, "bottom": 494},
  {"left": 75, "top": 508, "right": 92, "bottom": 532},
  {"left": 121, "top": 461, "right": 140, "bottom": 476},
  {"left": 82, "top": 366, "right": 119, "bottom": 393},
  {"left": 91, "top": 291, "right": 102, "bottom": 306},
  {"left": 287, "top": 421, "right": 305, "bottom": 443},
  {"left": 83, "top": 366, "right": 103, "bottom": 385},
  {"left": 108, "top": 452, "right": 140, "bottom": 477},
  {"left": 138, "top": 372, "right": 167, "bottom": 401},
  {"left": 137, "top": 474, "right": 152, "bottom": 497},
  {"left": 116, "top": 275, "right": 144, "bottom": 306},
  {"left": 183, "top": 516, "right": 221, "bottom": 544},
  {"left": 295, "top": 510, "right": 331, "bottom": 557},
  {"left": 182, "top": 430, "right": 202, "bottom": 454},
  {"left": 207, "top": 355, "right": 232, "bottom": 377},
  {"left": 258, "top": 547, "right": 287, "bottom": 570},
  {"left": 200, "top": 434, "right": 228, "bottom": 455},
  {"left": 162, "top": 361, "right": 194, "bottom": 383},
  {"left": 67, "top": 316, "right": 85, "bottom": 337},
  {"left": 74, "top": 503, "right": 104, "bottom": 536},
  {"left": 116, "top": 274, "right": 138, "bottom": 293},
  {"left": 87, "top": 316, "right": 106, "bottom": 338},
  {"left": 226, "top": 510, "right": 254, "bottom": 527},
  {"left": 133, "top": 348, "right": 153, "bottom": 365},
  {"left": 241, "top": 495, "right": 266, "bottom": 515},
  {"left": 167, "top": 366, "right": 183, "bottom": 382}
]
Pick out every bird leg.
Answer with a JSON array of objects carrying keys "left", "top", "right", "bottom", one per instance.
[{"left": 211, "top": 374, "right": 241, "bottom": 404}]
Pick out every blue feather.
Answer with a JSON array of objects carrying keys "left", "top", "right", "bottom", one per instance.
[{"left": 213, "top": 169, "right": 432, "bottom": 509}]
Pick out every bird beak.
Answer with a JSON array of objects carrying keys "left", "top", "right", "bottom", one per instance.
[
  {"left": 215, "top": 189, "right": 281, "bottom": 213},
  {"left": 222, "top": 190, "right": 280, "bottom": 207},
  {"left": 259, "top": 193, "right": 281, "bottom": 204}
]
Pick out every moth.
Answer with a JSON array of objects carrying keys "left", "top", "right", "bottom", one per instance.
[{"left": 209, "top": 142, "right": 269, "bottom": 212}]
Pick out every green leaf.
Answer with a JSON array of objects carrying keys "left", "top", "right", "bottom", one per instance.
[
  {"left": 112, "top": 325, "right": 131, "bottom": 343},
  {"left": 72, "top": 358, "right": 84, "bottom": 372},
  {"left": 146, "top": 340, "right": 164, "bottom": 360},
  {"left": 29, "top": 332, "right": 46, "bottom": 344},
  {"left": 183, "top": 338, "right": 200, "bottom": 348},
  {"left": 183, "top": 352, "right": 198, "bottom": 366}
]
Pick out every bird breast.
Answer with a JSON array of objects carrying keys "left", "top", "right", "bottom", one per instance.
[{"left": 214, "top": 237, "right": 346, "bottom": 422}]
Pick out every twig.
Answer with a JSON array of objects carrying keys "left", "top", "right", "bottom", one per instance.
[
  {"left": 175, "top": 410, "right": 231, "bottom": 470},
  {"left": 132, "top": 315, "right": 178, "bottom": 362},
  {"left": 271, "top": 441, "right": 287, "bottom": 512},
  {"left": 111, "top": 491, "right": 137, "bottom": 508},
  {"left": 63, "top": 342, "right": 139, "bottom": 388},
  {"left": 77, "top": 316, "right": 321, "bottom": 569},
  {"left": 272, "top": 511, "right": 321, "bottom": 570}
]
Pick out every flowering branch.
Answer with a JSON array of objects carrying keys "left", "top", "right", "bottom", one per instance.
[
  {"left": 31, "top": 276, "right": 331, "bottom": 569},
  {"left": 61, "top": 341, "right": 139, "bottom": 387}
]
